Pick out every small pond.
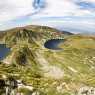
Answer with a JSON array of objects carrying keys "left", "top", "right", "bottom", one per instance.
[
  {"left": 44, "top": 39, "right": 64, "bottom": 50},
  {"left": 0, "top": 44, "right": 10, "bottom": 60}
]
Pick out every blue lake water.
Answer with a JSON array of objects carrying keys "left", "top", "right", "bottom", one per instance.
[
  {"left": 44, "top": 39, "right": 64, "bottom": 50},
  {"left": 0, "top": 44, "right": 10, "bottom": 60}
]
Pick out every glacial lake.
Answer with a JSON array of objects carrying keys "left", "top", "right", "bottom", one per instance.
[
  {"left": 44, "top": 39, "right": 64, "bottom": 50},
  {"left": 0, "top": 44, "right": 10, "bottom": 60}
]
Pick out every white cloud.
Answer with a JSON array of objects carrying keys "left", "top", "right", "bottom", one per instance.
[
  {"left": 0, "top": 0, "right": 95, "bottom": 32},
  {"left": 0, "top": 0, "right": 94, "bottom": 23},
  {"left": 29, "top": 17, "right": 95, "bottom": 33},
  {"left": 81, "top": 0, "right": 95, "bottom": 3},
  {"left": 0, "top": 0, "right": 33, "bottom": 23},
  {"left": 29, "top": 0, "right": 94, "bottom": 19}
]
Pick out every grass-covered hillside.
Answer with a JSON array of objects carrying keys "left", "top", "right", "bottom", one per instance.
[{"left": 0, "top": 25, "right": 95, "bottom": 95}]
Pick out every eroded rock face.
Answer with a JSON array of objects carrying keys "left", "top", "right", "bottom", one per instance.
[
  {"left": 78, "top": 86, "right": 95, "bottom": 95},
  {"left": 43, "top": 65, "right": 64, "bottom": 79}
]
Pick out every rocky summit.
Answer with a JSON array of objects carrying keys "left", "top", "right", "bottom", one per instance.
[{"left": 0, "top": 25, "right": 95, "bottom": 95}]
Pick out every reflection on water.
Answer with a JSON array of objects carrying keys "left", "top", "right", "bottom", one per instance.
[
  {"left": 0, "top": 44, "right": 10, "bottom": 60},
  {"left": 44, "top": 39, "right": 64, "bottom": 50}
]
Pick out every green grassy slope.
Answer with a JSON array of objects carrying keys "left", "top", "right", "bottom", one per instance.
[{"left": 0, "top": 25, "right": 95, "bottom": 95}]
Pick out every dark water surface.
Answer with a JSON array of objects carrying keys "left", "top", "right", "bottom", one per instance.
[
  {"left": 44, "top": 39, "right": 64, "bottom": 50},
  {"left": 0, "top": 44, "right": 10, "bottom": 60}
]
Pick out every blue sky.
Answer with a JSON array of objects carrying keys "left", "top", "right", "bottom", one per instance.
[{"left": 0, "top": 0, "right": 95, "bottom": 33}]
